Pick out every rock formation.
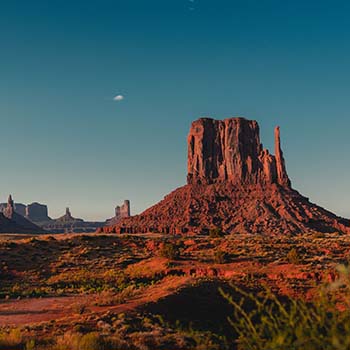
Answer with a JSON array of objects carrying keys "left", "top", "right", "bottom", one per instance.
[
  {"left": 106, "top": 200, "right": 131, "bottom": 226},
  {"left": 3, "top": 195, "right": 15, "bottom": 218},
  {"left": 14, "top": 203, "right": 27, "bottom": 217},
  {"left": 25, "top": 203, "right": 50, "bottom": 223},
  {"left": 0, "top": 195, "right": 45, "bottom": 233},
  {"left": 100, "top": 117, "right": 350, "bottom": 235},
  {"left": 43, "top": 207, "right": 104, "bottom": 233},
  {"left": 116, "top": 200, "right": 131, "bottom": 220},
  {"left": 187, "top": 118, "right": 290, "bottom": 187},
  {"left": 0, "top": 200, "right": 51, "bottom": 224},
  {"left": 274, "top": 126, "right": 290, "bottom": 187},
  {"left": 55, "top": 207, "right": 80, "bottom": 223}
]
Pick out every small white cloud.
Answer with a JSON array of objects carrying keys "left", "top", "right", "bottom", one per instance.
[{"left": 113, "top": 94, "right": 124, "bottom": 102}]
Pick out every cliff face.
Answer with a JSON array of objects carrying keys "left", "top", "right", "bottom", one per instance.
[
  {"left": 187, "top": 118, "right": 289, "bottom": 187},
  {"left": 26, "top": 203, "right": 50, "bottom": 223},
  {"left": 100, "top": 117, "right": 350, "bottom": 235}
]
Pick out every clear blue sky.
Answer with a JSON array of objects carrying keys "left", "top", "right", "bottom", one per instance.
[{"left": 1, "top": 0, "right": 350, "bottom": 220}]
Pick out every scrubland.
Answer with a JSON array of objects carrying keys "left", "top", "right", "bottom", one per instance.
[{"left": 0, "top": 231, "right": 349, "bottom": 349}]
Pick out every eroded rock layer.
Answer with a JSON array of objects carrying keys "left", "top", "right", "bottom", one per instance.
[
  {"left": 100, "top": 117, "right": 350, "bottom": 235},
  {"left": 187, "top": 118, "right": 290, "bottom": 186}
]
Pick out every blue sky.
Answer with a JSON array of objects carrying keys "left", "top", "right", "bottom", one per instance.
[{"left": 1, "top": 0, "right": 350, "bottom": 220}]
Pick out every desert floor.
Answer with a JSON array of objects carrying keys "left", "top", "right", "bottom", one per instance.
[{"left": 0, "top": 231, "right": 346, "bottom": 347}]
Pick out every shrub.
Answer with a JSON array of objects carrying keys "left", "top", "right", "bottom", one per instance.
[
  {"left": 79, "top": 333, "right": 106, "bottom": 350},
  {"left": 286, "top": 248, "right": 301, "bottom": 264},
  {"left": 25, "top": 340, "right": 36, "bottom": 350},
  {"left": 53, "top": 332, "right": 111, "bottom": 350},
  {"left": 220, "top": 265, "right": 350, "bottom": 350},
  {"left": 209, "top": 227, "right": 224, "bottom": 238},
  {"left": 159, "top": 242, "right": 180, "bottom": 260},
  {"left": 0, "top": 328, "right": 23, "bottom": 348},
  {"left": 213, "top": 250, "right": 229, "bottom": 264}
]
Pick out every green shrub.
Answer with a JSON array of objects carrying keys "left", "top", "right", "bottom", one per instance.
[
  {"left": 220, "top": 265, "right": 350, "bottom": 350},
  {"left": 25, "top": 339, "right": 36, "bottom": 350},
  {"left": 159, "top": 242, "right": 180, "bottom": 260}
]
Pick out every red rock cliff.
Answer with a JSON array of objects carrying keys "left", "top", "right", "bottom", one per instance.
[{"left": 187, "top": 118, "right": 290, "bottom": 187}]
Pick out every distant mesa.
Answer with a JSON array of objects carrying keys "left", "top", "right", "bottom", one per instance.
[
  {"left": 101, "top": 117, "right": 350, "bottom": 235},
  {"left": 42, "top": 207, "right": 103, "bottom": 234},
  {"left": 105, "top": 200, "right": 131, "bottom": 226},
  {"left": 0, "top": 195, "right": 44, "bottom": 234},
  {"left": 55, "top": 207, "right": 84, "bottom": 223},
  {"left": 0, "top": 199, "right": 51, "bottom": 224},
  {"left": 41, "top": 201, "right": 131, "bottom": 233},
  {"left": 0, "top": 198, "right": 131, "bottom": 234},
  {"left": 26, "top": 202, "right": 51, "bottom": 223},
  {"left": 116, "top": 200, "right": 131, "bottom": 220},
  {"left": 0, "top": 194, "right": 132, "bottom": 234}
]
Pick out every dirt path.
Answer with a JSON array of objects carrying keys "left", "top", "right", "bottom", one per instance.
[{"left": 0, "top": 276, "right": 192, "bottom": 326}]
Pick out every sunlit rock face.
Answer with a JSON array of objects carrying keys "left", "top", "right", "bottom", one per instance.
[
  {"left": 187, "top": 118, "right": 290, "bottom": 187},
  {"left": 100, "top": 117, "right": 350, "bottom": 235}
]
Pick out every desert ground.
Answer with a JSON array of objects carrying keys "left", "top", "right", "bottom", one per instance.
[{"left": 0, "top": 230, "right": 348, "bottom": 349}]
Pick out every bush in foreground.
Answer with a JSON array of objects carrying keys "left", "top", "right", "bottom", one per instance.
[{"left": 220, "top": 265, "right": 350, "bottom": 350}]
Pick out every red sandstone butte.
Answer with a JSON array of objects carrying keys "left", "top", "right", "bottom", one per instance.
[{"left": 100, "top": 117, "right": 350, "bottom": 235}]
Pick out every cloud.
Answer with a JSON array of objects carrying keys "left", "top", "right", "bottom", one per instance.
[{"left": 113, "top": 94, "right": 124, "bottom": 102}]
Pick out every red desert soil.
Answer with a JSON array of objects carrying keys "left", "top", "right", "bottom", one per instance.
[
  {"left": 0, "top": 275, "right": 192, "bottom": 326},
  {"left": 0, "top": 230, "right": 347, "bottom": 343}
]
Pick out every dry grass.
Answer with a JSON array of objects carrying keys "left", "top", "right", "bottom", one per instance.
[
  {"left": 1, "top": 232, "right": 350, "bottom": 349},
  {"left": 0, "top": 328, "right": 23, "bottom": 348}
]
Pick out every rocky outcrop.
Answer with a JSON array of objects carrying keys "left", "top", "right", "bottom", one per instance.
[
  {"left": 54, "top": 207, "right": 82, "bottom": 223},
  {"left": 100, "top": 117, "right": 350, "bottom": 235},
  {"left": 106, "top": 200, "right": 131, "bottom": 226},
  {"left": 43, "top": 207, "right": 104, "bottom": 233},
  {"left": 187, "top": 118, "right": 291, "bottom": 187},
  {"left": 26, "top": 203, "right": 50, "bottom": 223},
  {"left": 116, "top": 200, "right": 131, "bottom": 220},
  {"left": 0, "top": 195, "right": 45, "bottom": 233},
  {"left": 0, "top": 200, "right": 51, "bottom": 224},
  {"left": 274, "top": 126, "right": 290, "bottom": 187}
]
